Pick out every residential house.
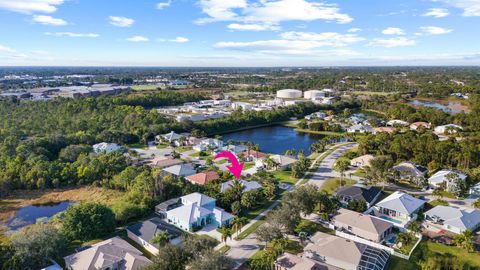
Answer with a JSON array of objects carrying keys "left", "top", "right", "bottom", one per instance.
[
  {"left": 392, "top": 162, "right": 427, "bottom": 183},
  {"left": 409, "top": 122, "right": 431, "bottom": 131},
  {"left": 64, "top": 236, "right": 151, "bottom": 270},
  {"left": 428, "top": 169, "right": 467, "bottom": 190},
  {"left": 126, "top": 217, "right": 183, "bottom": 255},
  {"left": 231, "top": 102, "right": 254, "bottom": 110},
  {"left": 304, "top": 232, "right": 389, "bottom": 270},
  {"left": 470, "top": 182, "right": 480, "bottom": 196},
  {"left": 347, "top": 124, "right": 373, "bottom": 134},
  {"left": 305, "top": 112, "right": 327, "bottom": 120},
  {"left": 331, "top": 208, "right": 394, "bottom": 243},
  {"left": 220, "top": 179, "right": 262, "bottom": 193},
  {"left": 241, "top": 149, "right": 267, "bottom": 162},
  {"left": 336, "top": 186, "right": 382, "bottom": 208},
  {"left": 93, "top": 142, "right": 122, "bottom": 154},
  {"left": 373, "top": 127, "right": 396, "bottom": 134},
  {"left": 193, "top": 138, "right": 224, "bottom": 152},
  {"left": 386, "top": 119, "right": 408, "bottom": 127},
  {"left": 374, "top": 191, "right": 426, "bottom": 224},
  {"left": 223, "top": 144, "right": 248, "bottom": 155},
  {"left": 424, "top": 206, "right": 480, "bottom": 234},
  {"left": 149, "top": 158, "right": 184, "bottom": 169},
  {"left": 155, "top": 198, "right": 182, "bottom": 218},
  {"left": 274, "top": 253, "right": 331, "bottom": 270},
  {"left": 270, "top": 154, "right": 297, "bottom": 170},
  {"left": 350, "top": 154, "right": 374, "bottom": 168},
  {"left": 434, "top": 124, "right": 463, "bottom": 134},
  {"left": 162, "top": 163, "right": 196, "bottom": 177},
  {"left": 166, "top": 192, "right": 234, "bottom": 231},
  {"left": 156, "top": 131, "right": 185, "bottom": 144},
  {"left": 185, "top": 171, "right": 220, "bottom": 185}
]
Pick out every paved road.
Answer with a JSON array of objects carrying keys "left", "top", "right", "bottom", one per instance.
[{"left": 222, "top": 142, "right": 358, "bottom": 269}]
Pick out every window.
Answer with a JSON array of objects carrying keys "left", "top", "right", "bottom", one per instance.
[{"left": 347, "top": 226, "right": 352, "bottom": 231}]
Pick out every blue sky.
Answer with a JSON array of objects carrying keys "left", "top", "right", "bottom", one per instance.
[{"left": 0, "top": 0, "right": 479, "bottom": 66}]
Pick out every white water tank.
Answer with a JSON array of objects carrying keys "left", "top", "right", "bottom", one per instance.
[
  {"left": 304, "top": 90, "right": 325, "bottom": 99},
  {"left": 277, "top": 89, "right": 302, "bottom": 98}
]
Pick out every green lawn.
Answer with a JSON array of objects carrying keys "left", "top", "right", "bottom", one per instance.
[
  {"left": 272, "top": 170, "right": 299, "bottom": 185},
  {"left": 132, "top": 85, "right": 164, "bottom": 91},
  {"left": 243, "top": 162, "right": 255, "bottom": 170},
  {"left": 235, "top": 219, "right": 266, "bottom": 240},
  {"left": 218, "top": 245, "right": 231, "bottom": 253},
  {"left": 320, "top": 178, "right": 356, "bottom": 195},
  {"left": 175, "top": 146, "right": 192, "bottom": 153},
  {"left": 156, "top": 144, "right": 169, "bottom": 149},
  {"left": 295, "top": 219, "right": 335, "bottom": 236},
  {"left": 429, "top": 199, "right": 449, "bottom": 207},
  {"left": 216, "top": 158, "right": 228, "bottom": 164},
  {"left": 352, "top": 168, "right": 366, "bottom": 178},
  {"left": 189, "top": 152, "right": 200, "bottom": 157},
  {"left": 127, "top": 143, "right": 147, "bottom": 149}
]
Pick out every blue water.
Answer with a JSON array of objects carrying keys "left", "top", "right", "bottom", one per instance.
[
  {"left": 387, "top": 235, "right": 397, "bottom": 244},
  {"left": 222, "top": 126, "right": 325, "bottom": 156},
  {"left": 6, "top": 201, "right": 73, "bottom": 230},
  {"left": 409, "top": 100, "right": 463, "bottom": 114}
]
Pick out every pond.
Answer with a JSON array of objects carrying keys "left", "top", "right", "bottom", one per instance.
[
  {"left": 222, "top": 125, "right": 325, "bottom": 156},
  {"left": 5, "top": 201, "right": 73, "bottom": 231},
  {"left": 409, "top": 100, "right": 466, "bottom": 114}
]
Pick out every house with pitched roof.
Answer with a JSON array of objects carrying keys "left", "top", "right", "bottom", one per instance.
[
  {"left": 350, "top": 155, "right": 374, "bottom": 168},
  {"left": 166, "top": 192, "right": 234, "bottom": 231},
  {"left": 336, "top": 186, "right": 382, "bottom": 208},
  {"left": 274, "top": 253, "right": 331, "bottom": 270},
  {"left": 220, "top": 179, "right": 262, "bottom": 193},
  {"left": 331, "top": 209, "right": 394, "bottom": 243},
  {"left": 162, "top": 163, "right": 196, "bottom": 177},
  {"left": 304, "top": 232, "right": 389, "bottom": 270},
  {"left": 64, "top": 237, "right": 151, "bottom": 270},
  {"left": 192, "top": 138, "right": 224, "bottom": 152},
  {"left": 392, "top": 162, "right": 427, "bottom": 183},
  {"left": 93, "top": 142, "right": 122, "bottom": 154},
  {"left": 126, "top": 217, "right": 183, "bottom": 255},
  {"left": 241, "top": 149, "right": 267, "bottom": 162},
  {"left": 373, "top": 191, "right": 426, "bottom": 225},
  {"left": 156, "top": 131, "right": 185, "bottom": 144},
  {"left": 409, "top": 122, "right": 431, "bottom": 131},
  {"left": 270, "top": 154, "right": 297, "bottom": 170},
  {"left": 185, "top": 171, "right": 220, "bottom": 185},
  {"left": 428, "top": 169, "right": 467, "bottom": 190},
  {"left": 424, "top": 206, "right": 480, "bottom": 234}
]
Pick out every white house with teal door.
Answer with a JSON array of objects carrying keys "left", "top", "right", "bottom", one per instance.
[{"left": 166, "top": 192, "right": 234, "bottom": 231}]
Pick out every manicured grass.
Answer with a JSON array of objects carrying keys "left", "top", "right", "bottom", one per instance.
[
  {"left": 320, "top": 178, "right": 356, "bottom": 195},
  {"left": 272, "top": 170, "right": 299, "bottom": 185},
  {"left": 127, "top": 143, "right": 147, "bottom": 149},
  {"left": 429, "top": 199, "right": 449, "bottom": 207},
  {"left": 132, "top": 85, "right": 164, "bottom": 91},
  {"left": 395, "top": 181, "right": 422, "bottom": 190},
  {"left": 295, "top": 219, "right": 335, "bottom": 236},
  {"left": 235, "top": 219, "right": 266, "bottom": 240},
  {"left": 189, "top": 152, "right": 200, "bottom": 157},
  {"left": 294, "top": 128, "right": 344, "bottom": 136},
  {"left": 352, "top": 168, "right": 366, "bottom": 178},
  {"left": 435, "top": 190, "right": 459, "bottom": 199},
  {"left": 156, "top": 144, "right": 169, "bottom": 149},
  {"left": 216, "top": 158, "right": 228, "bottom": 164},
  {"left": 218, "top": 245, "right": 231, "bottom": 253},
  {"left": 175, "top": 146, "right": 192, "bottom": 153},
  {"left": 243, "top": 162, "right": 256, "bottom": 170}
]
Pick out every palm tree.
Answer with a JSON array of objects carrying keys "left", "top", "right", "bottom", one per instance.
[
  {"left": 218, "top": 226, "right": 232, "bottom": 247},
  {"left": 454, "top": 230, "right": 474, "bottom": 252},
  {"left": 230, "top": 180, "right": 245, "bottom": 202},
  {"left": 285, "top": 148, "right": 296, "bottom": 156},
  {"left": 151, "top": 230, "right": 170, "bottom": 246},
  {"left": 231, "top": 216, "right": 248, "bottom": 237}
]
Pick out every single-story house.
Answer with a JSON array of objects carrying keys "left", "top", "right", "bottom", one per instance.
[
  {"left": 428, "top": 169, "right": 467, "bottom": 190},
  {"left": 274, "top": 253, "right": 327, "bottom": 270},
  {"left": 392, "top": 162, "right": 427, "bottom": 182},
  {"left": 331, "top": 208, "right": 394, "bottom": 243},
  {"left": 470, "top": 182, "right": 480, "bottom": 196},
  {"left": 166, "top": 192, "right": 234, "bottom": 231},
  {"left": 149, "top": 158, "right": 184, "bottom": 168},
  {"left": 387, "top": 119, "right": 409, "bottom": 127},
  {"left": 193, "top": 138, "right": 224, "bottom": 152},
  {"left": 347, "top": 124, "right": 373, "bottom": 134},
  {"left": 64, "top": 236, "right": 151, "bottom": 270},
  {"left": 434, "top": 124, "right": 463, "bottom": 134},
  {"left": 410, "top": 122, "right": 431, "bottom": 131},
  {"left": 156, "top": 131, "right": 185, "bottom": 144},
  {"left": 304, "top": 232, "right": 389, "bottom": 270},
  {"left": 350, "top": 154, "right": 374, "bottom": 168},
  {"left": 155, "top": 197, "right": 182, "bottom": 218},
  {"left": 241, "top": 149, "right": 267, "bottom": 162},
  {"left": 374, "top": 191, "right": 426, "bottom": 224},
  {"left": 126, "top": 217, "right": 183, "bottom": 255},
  {"left": 305, "top": 112, "right": 327, "bottom": 120},
  {"left": 373, "top": 127, "right": 396, "bottom": 134},
  {"left": 162, "top": 163, "right": 196, "bottom": 177},
  {"left": 270, "top": 154, "right": 297, "bottom": 170},
  {"left": 222, "top": 144, "right": 248, "bottom": 154},
  {"left": 93, "top": 142, "right": 122, "bottom": 154},
  {"left": 185, "top": 171, "right": 220, "bottom": 185},
  {"left": 336, "top": 186, "right": 382, "bottom": 208},
  {"left": 220, "top": 180, "right": 262, "bottom": 193},
  {"left": 424, "top": 206, "right": 480, "bottom": 234}
]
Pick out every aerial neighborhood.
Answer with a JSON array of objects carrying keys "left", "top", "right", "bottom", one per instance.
[{"left": 1, "top": 68, "right": 480, "bottom": 270}]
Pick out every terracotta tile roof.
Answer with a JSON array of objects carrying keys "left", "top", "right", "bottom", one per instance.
[
  {"left": 242, "top": 149, "right": 267, "bottom": 159},
  {"left": 185, "top": 171, "right": 220, "bottom": 185}
]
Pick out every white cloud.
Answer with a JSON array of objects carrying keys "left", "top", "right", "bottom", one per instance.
[
  {"left": 280, "top": 31, "right": 364, "bottom": 46},
  {"left": 423, "top": 8, "right": 449, "bottom": 18},
  {"left": 347, "top": 28, "right": 361, "bottom": 33},
  {"left": 45, "top": 32, "right": 100, "bottom": 38},
  {"left": 436, "top": 0, "right": 480, "bottom": 16},
  {"left": 227, "top": 23, "right": 280, "bottom": 31},
  {"left": 32, "top": 15, "right": 67, "bottom": 26},
  {"left": 0, "top": 44, "right": 15, "bottom": 53},
  {"left": 381, "top": 27, "right": 405, "bottom": 35},
  {"left": 420, "top": 26, "right": 453, "bottom": 35},
  {"left": 0, "top": 0, "right": 64, "bottom": 14},
  {"left": 196, "top": 0, "right": 352, "bottom": 26},
  {"left": 368, "top": 37, "right": 416, "bottom": 47},
  {"left": 109, "top": 16, "right": 135, "bottom": 27},
  {"left": 157, "top": 0, "right": 171, "bottom": 9},
  {"left": 126, "top": 35, "right": 149, "bottom": 42},
  {"left": 159, "top": 37, "right": 190, "bottom": 43}
]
